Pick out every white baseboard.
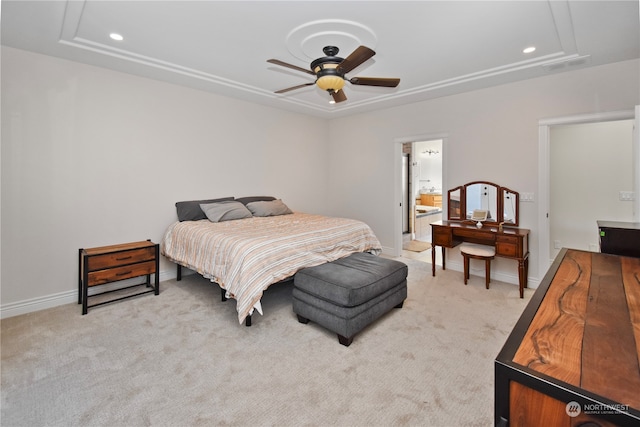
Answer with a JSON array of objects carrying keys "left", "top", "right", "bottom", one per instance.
[
  {"left": 0, "top": 270, "right": 176, "bottom": 319},
  {"left": 0, "top": 289, "right": 78, "bottom": 319}
]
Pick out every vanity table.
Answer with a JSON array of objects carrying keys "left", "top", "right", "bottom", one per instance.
[{"left": 431, "top": 182, "right": 530, "bottom": 298}]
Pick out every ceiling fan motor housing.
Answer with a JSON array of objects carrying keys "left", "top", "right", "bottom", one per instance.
[{"left": 311, "top": 46, "right": 345, "bottom": 91}]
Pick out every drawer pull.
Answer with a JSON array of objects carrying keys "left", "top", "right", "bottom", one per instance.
[
  {"left": 116, "top": 256, "right": 132, "bottom": 261},
  {"left": 116, "top": 271, "right": 133, "bottom": 277}
]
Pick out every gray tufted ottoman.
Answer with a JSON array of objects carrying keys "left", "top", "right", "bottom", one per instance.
[{"left": 293, "top": 252, "right": 408, "bottom": 346}]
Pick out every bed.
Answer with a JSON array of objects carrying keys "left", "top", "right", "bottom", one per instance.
[{"left": 161, "top": 196, "right": 382, "bottom": 325}]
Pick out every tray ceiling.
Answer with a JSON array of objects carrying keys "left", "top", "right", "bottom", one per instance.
[{"left": 2, "top": 1, "right": 639, "bottom": 118}]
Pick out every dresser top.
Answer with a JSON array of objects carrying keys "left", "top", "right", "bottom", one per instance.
[
  {"left": 81, "top": 240, "right": 155, "bottom": 256},
  {"left": 597, "top": 220, "right": 640, "bottom": 230}
]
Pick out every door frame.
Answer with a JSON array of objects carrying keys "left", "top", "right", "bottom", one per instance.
[
  {"left": 394, "top": 133, "right": 448, "bottom": 257},
  {"left": 402, "top": 152, "right": 410, "bottom": 234},
  {"left": 538, "top": 108, "right": 636, "bottom": 278}
]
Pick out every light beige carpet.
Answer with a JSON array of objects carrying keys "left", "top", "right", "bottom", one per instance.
[
  {"left": 402, "top": 240, "right": 432, "bottom": 253},
  {"left": 1, "top": 257, "right": 532, "bottom": 427}
]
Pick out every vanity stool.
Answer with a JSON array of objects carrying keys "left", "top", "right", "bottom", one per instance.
[
  {"left": 460, "top": 243, "right": 495, "bottom": 289},
  {"left": 292, "top": 252, "right": 408, "bottom": 347}
]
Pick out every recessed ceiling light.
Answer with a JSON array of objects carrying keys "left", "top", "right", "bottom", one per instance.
[
  {"left": 109, "top": 33, "right": 124, "bottom": 41},
  {"left": 523, "top": 46, "right": 536, "bottom": 54}
]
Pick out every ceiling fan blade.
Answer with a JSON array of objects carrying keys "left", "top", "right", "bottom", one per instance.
[
  {"left": 274, "top": 82, "right": 315, "bottom": 94},
  {"left": 337, "top": 46, "right": 376, "bottom": 74},
  {"left": 331, "top": 89, "right": 347, "bottom": 103},
  {"left": 349, "top": 77, "right": 400, "bottom": 87},
  {"left": 267, "top": 59, "right": 315, "bottom": 76}
]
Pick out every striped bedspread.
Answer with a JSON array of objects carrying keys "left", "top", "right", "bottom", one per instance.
[{"left": 161, "top": 212, "right": 382, "bottom": 324}]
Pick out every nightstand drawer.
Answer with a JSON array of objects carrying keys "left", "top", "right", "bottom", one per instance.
[
  {"left": 87, "top": 260, "right": 156, "bottom": 286},
  {"left": 87, "top": 247, "right": 155, "bottom": 271}
]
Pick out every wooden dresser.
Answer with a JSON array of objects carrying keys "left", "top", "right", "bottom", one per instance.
[
  {"left": 495, "top": 249, "right": 640, "bottom": 426},
  {"left": 78, "top": 240, "right": 159, "bottom": 314}
]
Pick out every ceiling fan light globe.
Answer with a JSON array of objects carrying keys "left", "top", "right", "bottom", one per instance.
[{"left": 316, "top": 75, "right": 345, "bottom": 91}]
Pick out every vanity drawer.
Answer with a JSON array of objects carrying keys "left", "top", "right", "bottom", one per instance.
[
  {"left": 455, "top": 228, "right": 496, "bottom": 243},
  {"left": 87, "top": 247, "right": 156, "bottom": 271},
  {"left": 432, "top": 225, "right": 452, "bottom": 246},
  {"left": 496, "top": 235, "right": 518, "bottom": 257}
]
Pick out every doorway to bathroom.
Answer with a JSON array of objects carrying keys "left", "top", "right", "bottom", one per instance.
[{"left": 401, "top": 139, "right": 443, "bottom": 262}]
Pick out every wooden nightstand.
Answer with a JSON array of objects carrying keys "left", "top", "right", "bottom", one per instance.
[{"left": 78, "top": 240, "right": 159, "bottom": 314}]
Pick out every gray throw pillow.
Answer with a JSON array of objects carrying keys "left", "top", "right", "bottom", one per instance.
[
  {"left": 176, "top": 197, "right": 234, "bottom": 221},
  {"left": 236, "top": 196, "right": 276, "bottom": 205},
  {"left": 246, "top": 199, "right": 293, "bottom": 217},
  {"left": 200, "top": 201, "right": 253, "bottom": 222}
]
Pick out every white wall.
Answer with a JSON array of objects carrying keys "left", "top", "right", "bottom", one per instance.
[
  {"left": 2, "top": 45, "right": 639, "bottom": 315},
  {"left": 327, "top": 59, "right": 640, "bottom": 287},
  {"left": 1, "top": 47, "right": 329, "bottom": 314}
]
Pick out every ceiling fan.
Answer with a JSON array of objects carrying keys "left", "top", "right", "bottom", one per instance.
[{"left": 267, "top": 45, "right": 400, "bottom": 103}]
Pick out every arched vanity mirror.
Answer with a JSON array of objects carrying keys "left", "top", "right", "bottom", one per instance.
[
  {"left": 464, "top": 181, "right": 499, "bottom": 224},
  {"left": 447, "top": 181, "right": 519, "bottom": 226},
  {"left": 448, "top": 186, "right": 463, "bottom": 220},
  {"left": 501, "top": 187, "right": 519, "bottom": 226}
]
